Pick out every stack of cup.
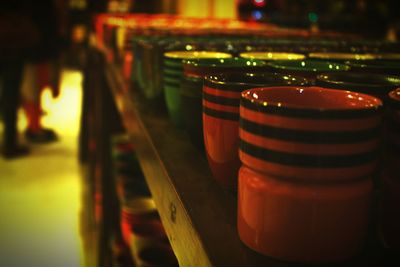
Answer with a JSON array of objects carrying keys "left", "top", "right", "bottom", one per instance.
[{"left": 237, "top": 86, "right": 383, "bottom": 263}]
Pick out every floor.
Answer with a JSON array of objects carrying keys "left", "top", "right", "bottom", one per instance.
[{"left": 0, "top": 70, "right": 88, "bottom": 267}]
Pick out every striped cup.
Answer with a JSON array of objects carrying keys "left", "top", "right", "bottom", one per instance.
[{"left": 238, "top": 86, "right": 383, "bottom": 262}]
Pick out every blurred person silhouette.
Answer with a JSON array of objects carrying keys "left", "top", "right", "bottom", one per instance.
[
  {"left": 22, "top": 0, "right": 62, "bottom": 143},
  {"left": 0, "top": 0, "right": 64, "bottom": 157},
  {"left": 20, "top": 0, "right": 65, "bottom": 143},
  {"left": 20, "top": 59, "right": 61, "bottom": 143}
]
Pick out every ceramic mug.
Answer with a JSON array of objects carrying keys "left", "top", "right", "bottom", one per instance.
[
  {"left": 238, "top": 86, "right": 383, "bottom": 262},
  {"left": 120, "top": 197, "right": 158, "bottom": 245},
  {"left": 163, "top": 51, "right": 232, "bottom": 127},
  {"left": 202, "top": 73, "right": 308, "bottom": 190}
]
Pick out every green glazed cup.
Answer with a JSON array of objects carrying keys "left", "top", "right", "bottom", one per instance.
[{"left": 163, "top": 51, "right": 232, "bottom": 127}]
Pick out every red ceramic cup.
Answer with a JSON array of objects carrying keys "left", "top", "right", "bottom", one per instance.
[
  {"left": 202, "top": 73, "right": 308, "bottom": 190},
  {"left": 120, "top": 198, "right": 158, "bottom": 245},
  {"left": 380, "top": 88, "right": 400, "bottom": 251},
  {"left": 238, "top": 86, "right": 383, "bottom": 263}
]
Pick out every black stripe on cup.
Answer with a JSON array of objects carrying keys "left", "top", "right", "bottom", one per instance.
[
  {"left": 163, "top": 70, "right": 182, "bottom": 79},
  {"left": 163, "top": 59, "right": 184, "bottom": 69},
  {"left": 164, "top": 80, "right": 181, "bottom": 87},
  {"left": 240, "top": 139, "right": 378, "bottom": 168},
  {"left": 241, "top": 97, "right": 383, "bottom": 119},
  {"left": 203, "top": 78, "right": 255, "bottom": 92},
  {"left": 163, "top": 69, "right": 183, "bottom": 77},
  {"left": 203, "top": 92, "right": 240, "bottom": 107},
  {"left": 203, "top": 106, "right": 239, "bottom": 121},
  {"left": 240, "top": 118, "right": 380, "bottom": 144}
]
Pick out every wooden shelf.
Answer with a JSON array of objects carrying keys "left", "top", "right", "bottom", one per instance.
[{"left": 104, "top": 62, "right": 397, "bottom": 267}]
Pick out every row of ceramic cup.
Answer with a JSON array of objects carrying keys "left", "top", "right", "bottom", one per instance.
[
  {"left": 201, "top": 71, "right": 400, "bottom": 187},
  {"left": 162, "top": 51, "right": 400, "bottom": 131},
  {"left": 112, "top": 135, "right": 179, "bottom": 266},
  {"left": 129, "top": 33, "right": 400, "bottom": 101}
]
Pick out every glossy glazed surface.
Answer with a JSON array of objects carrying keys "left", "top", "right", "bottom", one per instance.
[{"left": 238, "top": 166, "right": 372, "bottom": 262}]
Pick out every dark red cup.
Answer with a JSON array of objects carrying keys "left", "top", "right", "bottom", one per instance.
[
  {"left": 120, "top": 198, "right": 158, "bottom": 245},
  {"left": 380, "top": 88, "right": 400, "bottom": 251},
  {"left": 238, "top": 86, "right": 383, "bottom": 262},
  {"left": 202, "top": 73, "right": 308, "bottom": 190}
]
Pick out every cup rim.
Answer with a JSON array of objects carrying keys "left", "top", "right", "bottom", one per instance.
[
  {"left": 241, "top": 86, "right": 383, "bottom": 117},
  {"left": 308, "top": 52, "right": 376, "bottom": 61},
  {"left": 239, "top": 51, "right": 306, "bottom": 61},
  {"left": 268, "top": 60, "right": 350, "bottom": 72},
  {"left": 182, "top": 57, "right": 267, "bottom": 68},
  {"left": 316, "top": 72, "right": 400, "bottom": 92},
  {"left": 371, "top": 53, "right": 400, "bottom": 60},
  {"left": 204, "top": 72, "right": 309, "bottom": 91},
  {"left": 164, "top": 50, "right": 232, "bottom": 59},
  {"left": 346, "top": 60, "right": 400, "bottom": 69}
]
